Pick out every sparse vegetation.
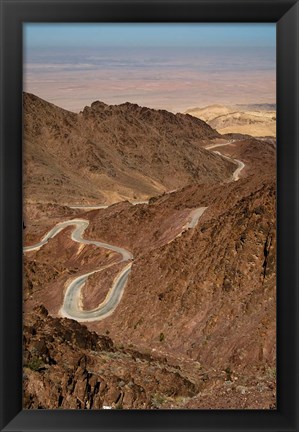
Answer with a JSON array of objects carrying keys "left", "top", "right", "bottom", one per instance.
[
  {"left": 25, "top": 357, "right": 45, "bottom": 372},
  {"left": 133, "top": 317, "right": 143, "bottom": 330},
  {"left": 225, "top": 367, "right": 233, "bottom": 381},
  {"left": 151, "top": 393, "right": 168, "bottom": 408},
  {"left": 115, "top": 400, "right": 124, "bottom": 409},
  {"left": 266, "top": 366, "right": 276, "bottom": 380}
]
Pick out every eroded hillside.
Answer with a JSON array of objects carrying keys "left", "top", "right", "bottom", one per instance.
[
  {"left": 23, "top": 94, "right": 276, "bottom": 409},
  {"left": 24, "top": 93, "right": 235, "bottom": 205}
]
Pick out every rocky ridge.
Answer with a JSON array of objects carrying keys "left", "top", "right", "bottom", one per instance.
[{"left": 24, "top": 93, "right": 234, "bottom": 205}]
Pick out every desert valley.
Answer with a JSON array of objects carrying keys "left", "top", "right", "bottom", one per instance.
[{"left": 22, "top": 92, "right": 276, "bottom": 410}]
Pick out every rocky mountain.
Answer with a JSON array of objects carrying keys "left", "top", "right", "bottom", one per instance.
[
  {"left": 23, "top": 93, "right": 276, "bottom": 409},
  {"left": 23, "top": 173, "right": 276, "bottom": 409},
  {"left": 24, "top": 93, "right": 235, "bottom": 206},
  {"left": 81, "top": 175, "right": 276, "bottom": 371}
]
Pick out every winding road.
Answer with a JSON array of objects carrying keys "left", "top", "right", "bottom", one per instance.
[
  {"left": 205, "top": 140, "right": 245, "bottom": 181},
  {"left": 68, "top": 200, "right": 149, "bottom": 211},
  {"left": 24, "top": 140, "right": 245, "bottom": 322},
  {"left": 24, "top": 208, "right": 206, "bottom": 322},
  {"left": 62, "top": 261, "right": 133, "bottom": 322},
  {"left": 24, "top": 219, "right": 133, "bottom": 322}
]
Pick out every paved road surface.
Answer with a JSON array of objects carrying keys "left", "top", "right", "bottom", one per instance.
[
  {"left": 68, "top": 200, "right": 149, "bottom": 210},
  {"left": 23, "top": 206, "right": 205, "bottom": 322},
  {"left": 24, "top": 219, "right": 133, "bottom": 321},
  {"left": 205, "top": 140, "right": 245, "bottom": 181},
  {"left": 61, "top": 262, "right": 132, "bottom": 322}
]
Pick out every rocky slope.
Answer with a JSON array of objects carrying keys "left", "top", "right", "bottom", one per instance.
[
  {"left": 24, "top": 305, "right": 275, "bottom": 410},
  {"left": 206, "top": 137, "right": 276, "bottom": 179},
  {"left": 23, "top": 174, "right": 276, "bottom": 409},
  {"left": 23, "top": 174, "right": 276, "bottom": 406},
  {"left": 84, "top": 176, "right": 276, "bottom": 372},
  {"left": 24, "top": 93, "right": 235, "bottom": 206},
  {"left": 23, "top": 94, "right": 276, "bottom": 409},
  {"left": 24, "top": 305, "right": 198, "bottom": 409}
]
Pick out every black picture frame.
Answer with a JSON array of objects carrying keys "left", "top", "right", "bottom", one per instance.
[{"left": 0, "top": 0, "right": 298, "bottom": 431}]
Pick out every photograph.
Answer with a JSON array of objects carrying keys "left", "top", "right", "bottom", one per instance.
[{"left": 22, "top": 23, "right": 276, "bottom": 410}]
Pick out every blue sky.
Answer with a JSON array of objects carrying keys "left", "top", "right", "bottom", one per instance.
[
  {"left": 23, "top": 23, "right": 276, "bottom": 112},
  {"left": 24, "top": 23, "right": 276, "bottom": 49}
]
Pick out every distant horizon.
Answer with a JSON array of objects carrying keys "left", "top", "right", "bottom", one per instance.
[
  {"left": 24, "top": 90, "right": 276, "bottom": 116},
  {"left": 24, "top": 24, "right": 276, "bottom": 113}
]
